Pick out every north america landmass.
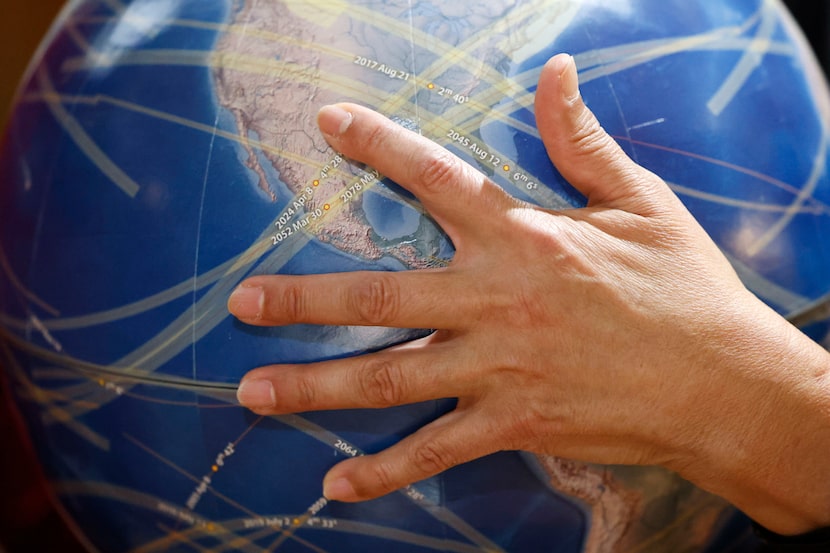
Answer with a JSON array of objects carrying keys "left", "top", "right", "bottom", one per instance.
[
  {"left": 213, "top": 0, "right": 491, "bottom": 269},
  {"left": 212, "top": 1, "right": 735, "bottom": 551}
]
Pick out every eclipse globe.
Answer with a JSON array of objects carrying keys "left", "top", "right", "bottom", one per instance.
[{"left": 2, "top": 1, "right": 830, "bottom": 551}]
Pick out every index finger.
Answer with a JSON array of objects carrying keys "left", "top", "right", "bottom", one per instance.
[{"left": 317, "top": 103, "right": 516, "bottom": 243}]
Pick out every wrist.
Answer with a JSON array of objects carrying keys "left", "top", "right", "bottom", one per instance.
[{"left": 666, "top": 294, "right": 830, "bottom": 535}]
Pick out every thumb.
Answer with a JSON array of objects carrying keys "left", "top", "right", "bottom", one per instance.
[{"left": 535, "top": 54, "right": 666, "bottom": 210}]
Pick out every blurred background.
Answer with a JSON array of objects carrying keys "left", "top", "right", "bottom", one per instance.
[
  {"left": 0, "top": 1, "right": 828, "bottom": 551},
  {"left": 1, "top": 1, "right": 67, "bottom": 129},
  {"left": 1, "top": 3, "right": 96, "bottom": 551}
]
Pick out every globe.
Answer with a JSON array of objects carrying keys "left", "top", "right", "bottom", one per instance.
[{"left": 2, "top": 0, "right": 830, "bottom": 551}]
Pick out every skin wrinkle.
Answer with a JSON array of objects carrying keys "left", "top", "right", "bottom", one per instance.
[
  {"left": 230, "top": 55, "right": 830, "bottom": 534},
  {"left": 350, "top": 276, "right": 402, "bottom": 327}
]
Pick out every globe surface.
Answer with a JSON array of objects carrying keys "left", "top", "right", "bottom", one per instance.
[{"left": 2, "top": 0, "right": 830, "bottom": 551}]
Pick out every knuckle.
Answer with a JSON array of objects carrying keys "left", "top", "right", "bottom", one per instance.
[
  {"left": 411, "top": 441, "right": 456, "bottom": 476},
  {"left": 514, "top": 210, "right": 567, "bottom": 255},
  {"left": 568, "top": 108, "right": 632, "bottom": 175},
  {"left": 508, "top": 410, "right": 544, "bottom": 448},
  {"left": 490, "top": 405, "right": 545, "bottom": 451},
  {"left": 569, "top": 117, "right": 612, "bottom": 159},
  {"left": 277, "top": 283, "right": 309, "bottom": 322},
  {"left": 366, "top": 461, "right": 398, "bottom": 496},
  {"left": 508, "top": 290, "right": 549, "bottom": 328},
  {"left": 358, "top": 121, "right": 392, "bottom": 155},
  {"left": 293, "top": 373, "right": 318, "bottom": 411},
  {"left": 523, "top": 218, "right": 594, "bottom": 277},
  {"left": 350, "top": 275, "right": 400, "bottom": 326},
  {"left": 414, "top": 149, "right": 463, "bottom": 194},
  {"left": 357, "top": 359, "right": 405, "bottom": 407}
]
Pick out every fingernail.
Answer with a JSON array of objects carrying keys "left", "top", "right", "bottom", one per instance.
[
  {"left": 318, "top": 105, "right": 353, "bottom": 137},
  {"left": 323, "top": 477, "right": 357, "bottom": 501},
  {"left": 228, "top": 285, "right": 263, "bottom": 320},
  {"left": 237, "top": 379, "right": 276, "bottom": 409},
  {"left": 559, "top": 54, "right": 580, "bottom": 102}
]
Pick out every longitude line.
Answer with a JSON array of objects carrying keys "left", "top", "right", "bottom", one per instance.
[{"left": 192, "top": 113, "right": 221, "bottom": 382}]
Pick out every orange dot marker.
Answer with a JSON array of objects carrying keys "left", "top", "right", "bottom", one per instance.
[
  {"left": 427, "top": 83, "right": 435, "bottom": 90},
  {"left": 313, "top": 180, "right": 320, "bottom": 186},
  {"left": 212, "top": 465, "right": 219, "bottom": 472},
  {"left": 324, "top": 204, "right": 331, "bottom": 211},
  {"left": 503, "top": 165, "right": 510, "bottom": 172}
]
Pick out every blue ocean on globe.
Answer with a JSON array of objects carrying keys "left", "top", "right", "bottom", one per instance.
[{"left": 1, "top": 0, "right": 829, "bottom": 551}]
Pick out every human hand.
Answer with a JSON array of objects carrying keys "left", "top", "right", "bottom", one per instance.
[{"left": 229, "top": 54, "right": 830, "bottom": 535}]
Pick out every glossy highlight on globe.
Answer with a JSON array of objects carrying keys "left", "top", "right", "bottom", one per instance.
[{"left": 1, "top": 0, "right": 829, "bottom": 551}]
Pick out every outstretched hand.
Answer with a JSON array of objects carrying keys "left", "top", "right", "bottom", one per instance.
[{"left": 228, "top": 54, "right": 830, "bottom": 535}]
